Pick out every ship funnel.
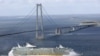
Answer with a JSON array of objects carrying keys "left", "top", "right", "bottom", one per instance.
[
  {"left": 17, "top": 43, "right": 22, "bottom": 48},
  {"left": 26, "top": 43, "right": 36, "bottom": 47},
  {"left": 59, "top": 45, "right": 64, "bottom": 48}
]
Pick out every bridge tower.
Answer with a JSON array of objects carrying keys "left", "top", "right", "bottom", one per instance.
[
  {"left": 55, "top": 28, "right": 62, "bottom": 35},
  {"left": 36, "top": 4, "right": 44, "bottom": 40}
]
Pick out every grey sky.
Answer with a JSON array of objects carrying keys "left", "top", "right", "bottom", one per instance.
[{"left": 0, "top": 0, "right": 100, "bottom": 16}]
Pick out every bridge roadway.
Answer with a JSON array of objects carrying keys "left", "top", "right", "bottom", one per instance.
[
  {"left": 60, "top": 24, "right": 95, "bottom": 33},
  {"left": 0, "top": 24, "right": 95, "bottom": 37}
]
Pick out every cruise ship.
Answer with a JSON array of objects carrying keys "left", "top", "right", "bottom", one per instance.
[{"left": 8, "top": 43, "right": 80, "bottom": 56}]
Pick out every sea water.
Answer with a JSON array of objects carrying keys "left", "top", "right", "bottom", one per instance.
[{"left": 0, "top": 15, "right": 100, "bottom": 56}]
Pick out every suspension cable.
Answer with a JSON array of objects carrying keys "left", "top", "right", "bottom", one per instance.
[
  {"left": 13, "top": 6, "right": 36, "bottom": 27},
  {"left": 42, "top": 6, "right": 59, "bottom": 27},
  {"left": 0, "top": 6, "right": 37, "bottom": 37}
]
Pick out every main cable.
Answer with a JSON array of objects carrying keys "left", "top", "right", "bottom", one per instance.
[
  {"left": 13, "top": 6, "right": 36, "bottom": 27},
  {"left": 42, "top": 6, "right": 59, "bottom": 27}
]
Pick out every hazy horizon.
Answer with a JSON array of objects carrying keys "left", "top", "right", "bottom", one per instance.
[
  {"left": 0, "top": 14, "right": 100, "bottom": 17},
  {"left": 0, "top": 0, "right": 100, "bottom": 16}
]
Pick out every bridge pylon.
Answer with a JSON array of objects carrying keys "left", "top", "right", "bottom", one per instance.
[
  {"left": 35, "top": 4, "right": 44, "bottom": 40},
  {"left": 55, "top": 28, "right": 62, "bottom": 35}
]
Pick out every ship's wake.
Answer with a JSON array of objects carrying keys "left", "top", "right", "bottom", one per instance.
[{"left": 8, "top": 43, "right": 81, "bottom": 56}]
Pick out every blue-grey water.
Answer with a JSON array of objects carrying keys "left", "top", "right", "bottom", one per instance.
[{"left": 0, "top": 15, "right": 100, "bottom": 56}]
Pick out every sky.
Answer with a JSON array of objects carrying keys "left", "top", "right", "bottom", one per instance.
[{"left": 0, "top": 0, "right": 100, "bottom": 16}]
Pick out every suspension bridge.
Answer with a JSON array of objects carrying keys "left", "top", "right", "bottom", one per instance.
[{"left": 0, "top": 4, "right": 97, "bottom": 40}]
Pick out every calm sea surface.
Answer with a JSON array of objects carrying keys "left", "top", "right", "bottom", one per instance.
[{"left": 0, "top": 15, "right": 100, "bottom": 56}]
